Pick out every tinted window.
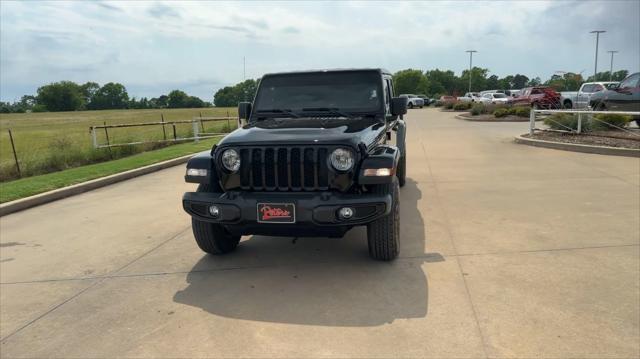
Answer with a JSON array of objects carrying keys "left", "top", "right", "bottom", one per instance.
[
  {"left": 581, "top": 84, "right": 594, "bottom": 93},
  {"left": 620, "top": 74, "right": 640, "bottom": 89},
  {"left": 493, "top": 93, "right": 507, "bottom": 98},
  {"left": 531, "top": 89, "right": 542, "bottom": 95},
  {"left": 254, "top": 71, "right": 382, "bottom": 112}
]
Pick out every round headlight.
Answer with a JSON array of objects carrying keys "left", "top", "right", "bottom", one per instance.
[
  {"left": 330, "top": 148, "right": 354, "bottom": 171},
  {"left": 221, "top": 149, "right": 241, "bottom": 172}
]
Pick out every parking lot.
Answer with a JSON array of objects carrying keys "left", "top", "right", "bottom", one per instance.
[{"left": 1, "top": 108, "right": 638, "bottom": 358}]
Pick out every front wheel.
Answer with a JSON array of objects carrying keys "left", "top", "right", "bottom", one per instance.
[
  {"left": 367, "top": 179, "right": 400, "bottom": 261},
  {"left": 396, "top": 154, "right": 406, "bottom": 187},
  {"left": 408, "top": 102, "right": 414, "bottom": 109},
  {"left": 192, "top": 184, "right": 240, "bottom": 255}
]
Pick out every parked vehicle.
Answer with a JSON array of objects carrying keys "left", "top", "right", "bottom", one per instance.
[
  {"left": 478, "top": 92, "right": 510, "bottom": 105},
  {"left": 560, "top": 82, "right": 618, "bottom": 109},
  {"left": 510, "top": 86, "right": 561, "bottom": 109},
  {"left": 505, "top": 89, "right": 521, "bottom": 97},
  {"left": 182, "top": 68, "right": 408, "bottom": 261},
  {"left": 589, "top": 72, "right": 640, "bottom": 126},
  {"left": 457, "top": 92, "right": 481, "bottom": 102},
  {"left": 399, "top": 94, "right": 424, "bottom": 108},
  {"left": 439, "top": 95, "right": 456, "bottom": 103},
  {"left": 418, "top": 95, "right": 431, "bottom": 105}
]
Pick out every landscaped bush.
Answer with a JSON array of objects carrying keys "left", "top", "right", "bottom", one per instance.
[
  {"left": 453, "top": 102, "right": 471, "bottom": 111},
  {"left": 470, "top": 103, "right": 486, "bottom": 116},
  {"left": 512, "top": 107, "right": 530, "bottom": 118},
  {"left": 444, "top": 101, "right": 455, "bottom": 110},
  {"left": 493, "top": 108, "right": 510, "bottom": 118},
  {"left": 591, "top": 113, "right": 631, "bottom": 131},
  {"left": 543, "top": 113, "right": 589, "bottom": 131},
  {"left": 434, "top": 100, "right": 443, "bottom": 107}
]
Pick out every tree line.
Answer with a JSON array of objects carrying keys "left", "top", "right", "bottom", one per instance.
[
  {"left": 0, "top": 81, "right": 211, "bottom": 113},
  {"left": 392, "top": 68, "right": 630, "bottom": 97}
]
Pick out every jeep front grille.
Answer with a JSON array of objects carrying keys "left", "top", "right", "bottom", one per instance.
[{"left": 238, "top": 147, "right": 330, "bottom": 191}]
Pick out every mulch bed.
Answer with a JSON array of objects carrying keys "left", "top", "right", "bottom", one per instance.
[
  {"left": 525, "top": 131, "right": 640, "bottom": 149},
  {"left": 457, "top": 113, "right": 533, "bottom": 122}
]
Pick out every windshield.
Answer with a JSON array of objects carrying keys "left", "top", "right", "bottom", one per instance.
[
  {"left": 253, "top": 71, "right": 382, "bottom": 114},
  {"left": 493, "top": 93, "right": 507, "bottom": 98}
]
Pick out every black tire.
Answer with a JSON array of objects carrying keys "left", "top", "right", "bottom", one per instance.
[
  {"left": 366, "top": 179, "right": 400, "bottom": 261},
  {"left": 563, "top": 100, "right": 572, "bottom": 109},
  {"left": 408, "top": 102, "right": 414, "bottom": 109},
  {"left": 635, "top": 119, "right": 640, "bottom": 128},
  {"left": 396, "top": 154, "right": 406, "bottom": 187},
  {"left": 191, "top": 184, "right": 240, "bottom": 255}
]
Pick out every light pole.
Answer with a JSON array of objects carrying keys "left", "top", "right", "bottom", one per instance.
[
  {"left": 607, "top": 50, "right": 618, "bottom": 81},
  {"left": 465, "top": 50, "right": 477, "bottom": 93},
  {"left": 590, "top": 30, "right": 605, "bottom": 79}
]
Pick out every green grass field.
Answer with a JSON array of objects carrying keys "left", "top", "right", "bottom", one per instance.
[
  {"left": 0, "top": 137, "right": 220, "bottom": 203},
  {"left": 0, "top": 107, "right": 236, "bottom": 181}
]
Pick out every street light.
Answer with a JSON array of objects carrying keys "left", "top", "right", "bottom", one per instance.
[
  {"left": 607, "top": 50, "right": 619, "bottom": 81},
  {"left": 465, "top": 50, "right": 477, "bottom": 93},
  {"left": 590, "top": 30, "right": 606, "bottom": 79}
]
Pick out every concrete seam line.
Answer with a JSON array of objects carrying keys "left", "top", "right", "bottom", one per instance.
[
  {"left": 514, "top": 135, "right": 640, "bottom": 158},
  {"left": 0, "top": 153, "right": 195, "bottom": 217}
]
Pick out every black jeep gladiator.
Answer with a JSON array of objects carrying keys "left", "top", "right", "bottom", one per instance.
[{"left": 182, "top": 68, "right": 408, "bottom": 261}]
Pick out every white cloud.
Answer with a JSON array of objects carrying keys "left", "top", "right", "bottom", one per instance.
[{"left": 1, "top": 0, "right": 638, "bottom": 101}]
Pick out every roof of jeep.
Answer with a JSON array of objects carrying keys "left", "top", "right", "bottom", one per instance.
[{"left": 262, "top": 68, "right": 392, "bottom": 77}]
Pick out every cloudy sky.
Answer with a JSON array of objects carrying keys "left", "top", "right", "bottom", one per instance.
[{"left": 1, "top": 0, "right": 639, "bottom": 102}]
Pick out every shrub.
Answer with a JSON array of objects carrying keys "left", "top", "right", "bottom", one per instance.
[
  {"left": 444, "top": 102, "right": 455, "bottom": 110},
  {"left": 493, "top": 108, "right": 510, "bottom": 118},
  {"left": 470, "top": 103, "right": 486, "bottom": 116},
  {"left": 591, "top": 113, "right": 631, "bottom": 131},
  {"left": 434, "top": 100, "right": 443, "bottom": 107},
  {"left": 543, "top": 113, "right": 590, "bottom": 131},
  {"left": 453, "top": 102, "right": 471, "bottom": 111},
  {"left": 513, "top": 107, "right": 530, "bottom": 118}
]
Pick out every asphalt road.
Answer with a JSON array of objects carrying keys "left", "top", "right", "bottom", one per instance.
[{"left": 1, "top": 108, "right": 638, "bottom": 358}]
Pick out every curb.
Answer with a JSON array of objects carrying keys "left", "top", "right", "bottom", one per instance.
[
  {"left": 455, "top": 114, "right": 538, "bottom": 122},
  {"left": 0, "top": 153, "right": 196, "bottom": 217},
  {"left": 514, "top": 135, "right": 640, "bottom": 158}
]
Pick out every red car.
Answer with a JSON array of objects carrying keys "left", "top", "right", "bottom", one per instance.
[
  {"left": 510, "top": 87, "right": 561, "bottom": 109},
  {"left": 439, "top": 95, "right": 456, "bottom": 103}
]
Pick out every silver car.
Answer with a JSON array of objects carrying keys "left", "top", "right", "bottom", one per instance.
[{"left": 399, "top": 94, "right": 424, "bottom": 108}]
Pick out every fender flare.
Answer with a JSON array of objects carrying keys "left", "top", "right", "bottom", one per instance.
[
  {"left": 184, "top": 150, "right": 215, "bottom": 184},
  {"left": 395, "top": 119, "right": 406, "bottom": 157}
]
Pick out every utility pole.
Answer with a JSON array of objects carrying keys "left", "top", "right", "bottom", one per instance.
[
  {"left": 590, "top": 30, "right": 605, "bottom": 79},
  {"left": 465, "top": 50, "right": 477, "bottom": 93},
  {"left": 607, "top": 50, "right": 618, "bottom": 81},
  {"left": 243, "top": 56, "right": 246, "bottom": 82}
]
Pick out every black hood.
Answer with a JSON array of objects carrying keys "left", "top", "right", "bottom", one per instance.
[{"left": 218, "top": 117, "right": 385, "bottom": 148}]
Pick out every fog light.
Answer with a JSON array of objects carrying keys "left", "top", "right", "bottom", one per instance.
[
  {"left": 209, "top": 205, "right": 221, "bottom": 218},
  {"left": 338, "top": 207, "right": 354, "bottom": 220}
]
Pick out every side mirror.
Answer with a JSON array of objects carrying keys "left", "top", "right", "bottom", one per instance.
[
  {"left": 609, "top": 83, "right": 620, "bottom": 90},
  {"left": 391, "top": 97, "right": 408, "bottom": 116},
  {"left": 238, "top": 102, "right": 252, "bottom": 120}
]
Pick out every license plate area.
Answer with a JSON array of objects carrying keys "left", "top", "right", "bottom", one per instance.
[{"left": 257, "top": 203, "right": 296, "bottom": 223}]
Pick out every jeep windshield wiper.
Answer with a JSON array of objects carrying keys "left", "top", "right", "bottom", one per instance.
[
  {"left": 301, "top": 107, "right": 353, "bottom": 119},
  {"left": 255, "top": 108, "right": 299, "bottom": 118}
]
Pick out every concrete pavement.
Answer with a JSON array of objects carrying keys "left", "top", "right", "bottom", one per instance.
[{"left": 1, "top": 108, "right": 638, "bottom": 358}]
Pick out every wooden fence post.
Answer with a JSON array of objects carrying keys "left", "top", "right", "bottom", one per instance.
[
  {"left": 161, "top": 114, "right": 167, "bottom": 140},
  {"left": 8, "top": 129, "right": 21, "bottom": 178},
  {"left": 199, "top": 112, "right": 205, "bottom": 132},
  {"left": 172, "top": 123, "right": 177, "bottom": 141},
  {"left": 226, "top": 110, "right": 231, "bottom": 131},
  {"left": 103, "top": 121, "right": 113, "bottom": 159}
]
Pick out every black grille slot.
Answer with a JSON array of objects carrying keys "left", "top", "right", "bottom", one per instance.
[
  {"left": 234, "top": 146, "right": 334, "bottom": 191},
  {"left": 264, "top": 148, "right": 275, "bottom": 189},
  {"left": 290, "top": 148, "right": 301, "bottom": 189}
]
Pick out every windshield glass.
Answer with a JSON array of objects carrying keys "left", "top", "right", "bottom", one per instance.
[
  {"left": 254, "top": 71, "right": 382, "bottom": 114},
  {"left": 493, "top": 93, "right": 507, "bottom": 98}
]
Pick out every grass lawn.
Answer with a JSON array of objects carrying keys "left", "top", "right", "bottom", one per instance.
[
  {"left": 0, "top": 107, "right": 236, "bottom": 180},
  {"left": 0, "top": 137, "right": 219, "bottom": 203}
]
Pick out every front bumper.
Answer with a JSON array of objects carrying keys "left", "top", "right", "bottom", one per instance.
[{"left": 183, "top": 190, "right": 391, "bottom": 230}]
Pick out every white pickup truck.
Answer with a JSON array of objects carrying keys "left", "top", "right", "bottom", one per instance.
[{"left": 560, "top": 82, "right": 618, "bottom": 109}]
